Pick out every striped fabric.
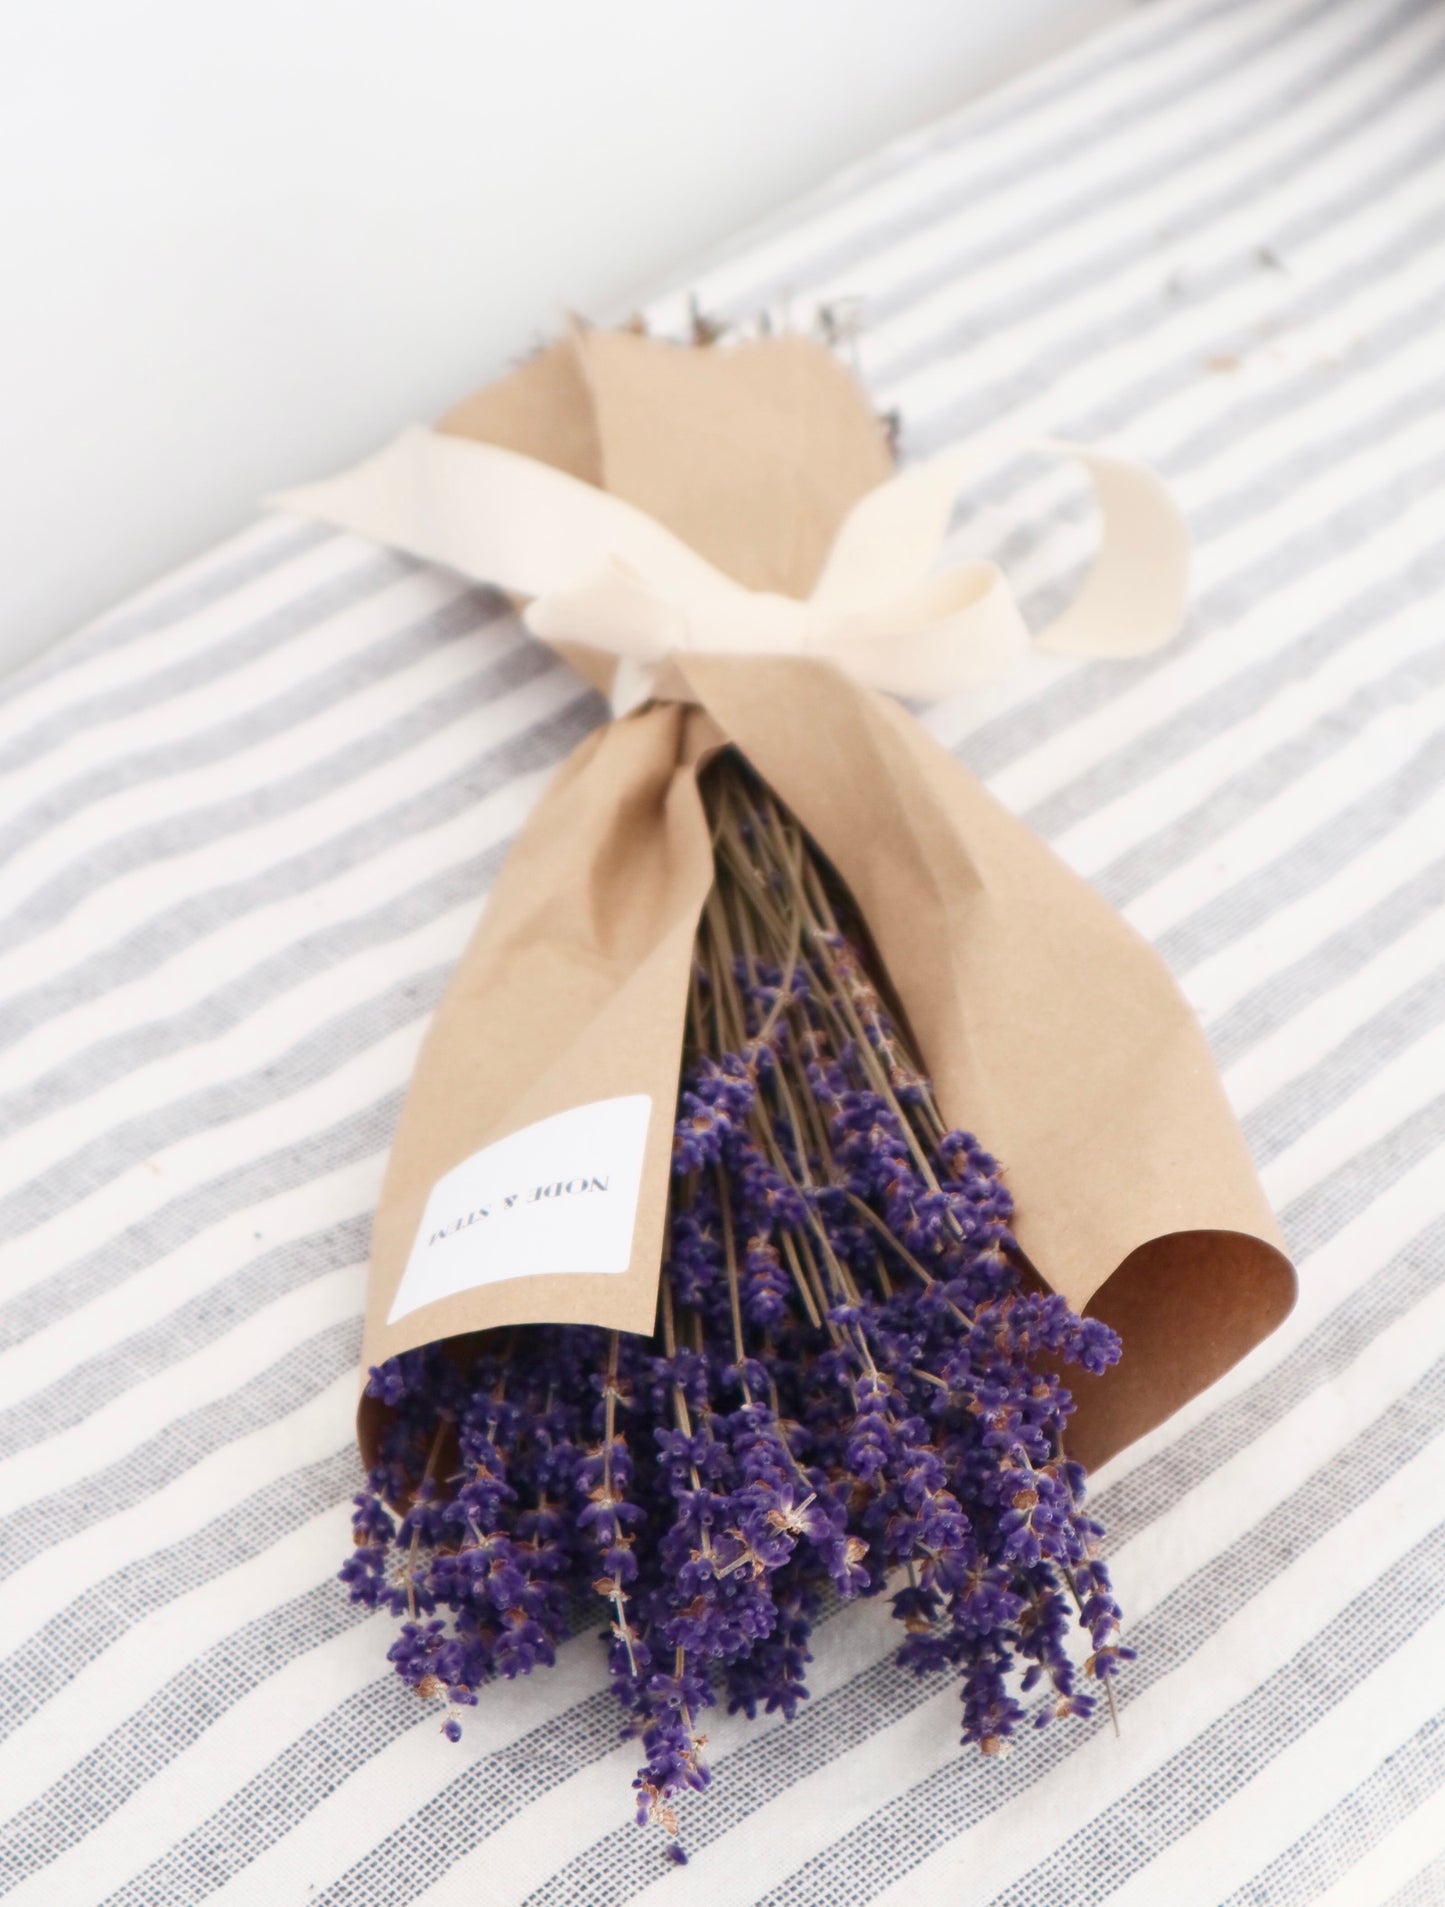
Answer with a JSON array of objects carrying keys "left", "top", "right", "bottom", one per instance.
[{"left": 3, "top": 0, "right": 1445, "bottom": 1897}]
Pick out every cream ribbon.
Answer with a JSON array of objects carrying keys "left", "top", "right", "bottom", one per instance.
[{"left": 274, "top": 425, "right": 1189, "bottom": 716}]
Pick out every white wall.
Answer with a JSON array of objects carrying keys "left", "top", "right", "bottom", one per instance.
[{"left": 0, "top": 0, "right": 1118, "bottom": 670}]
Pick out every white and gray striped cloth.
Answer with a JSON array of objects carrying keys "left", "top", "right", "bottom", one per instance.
[{"left": 3, "top": 0, "right": 1445, "bottom": 1898}]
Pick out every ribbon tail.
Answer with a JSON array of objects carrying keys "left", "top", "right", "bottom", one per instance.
[
  {"left": 1032, "top": 444, "right": 1190, "bottom": 659},
  {"left": 270, "top": 426, "right": 736, "bottom": 606},
  {"left": 808, "top": 432, "right": 1190, "bottom": 673}
]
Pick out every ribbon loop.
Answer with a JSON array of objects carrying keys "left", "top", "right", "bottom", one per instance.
[{"left": 275, "top": 424, "right": 1188, "bottom": 716}]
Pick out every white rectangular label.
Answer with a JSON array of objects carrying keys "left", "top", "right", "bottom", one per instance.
[{"left": 388, "top": 1094, "right": 653, "bottom": 1325}]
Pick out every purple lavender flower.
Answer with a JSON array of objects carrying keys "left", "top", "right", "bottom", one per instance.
[{"left": 342, "top": 750, "right": 1128, "bottom": 1852}]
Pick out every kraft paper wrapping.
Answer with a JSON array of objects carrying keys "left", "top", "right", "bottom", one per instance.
[{"left": 351, "top": 329, "right": 1295, "bottom": 1475}]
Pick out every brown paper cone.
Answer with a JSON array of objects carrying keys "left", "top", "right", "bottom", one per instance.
[{"left": 359, "top": 328, "right": 1294, "bottom": 1475}]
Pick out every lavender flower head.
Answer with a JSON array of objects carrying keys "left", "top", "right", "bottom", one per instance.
[{"left": 344, "top": 751, "right": 1130, "bottom": 1857}]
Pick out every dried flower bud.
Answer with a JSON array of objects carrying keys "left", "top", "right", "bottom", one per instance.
[{"left": 339, "top": 751, "right": 1126, "bottom": 1856}]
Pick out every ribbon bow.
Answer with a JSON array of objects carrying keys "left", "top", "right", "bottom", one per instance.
[{"left": 276, "top": 425, "right": 1189, "bottom": 716}]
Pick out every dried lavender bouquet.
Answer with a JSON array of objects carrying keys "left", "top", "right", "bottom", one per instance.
[{"left": 342, "top": 750, "right": 1130, "bottom": 1853}]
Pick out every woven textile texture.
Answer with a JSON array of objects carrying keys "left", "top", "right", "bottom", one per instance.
[{"left": 2, "top": 0, "right": 1445, "bottom": 1899}]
